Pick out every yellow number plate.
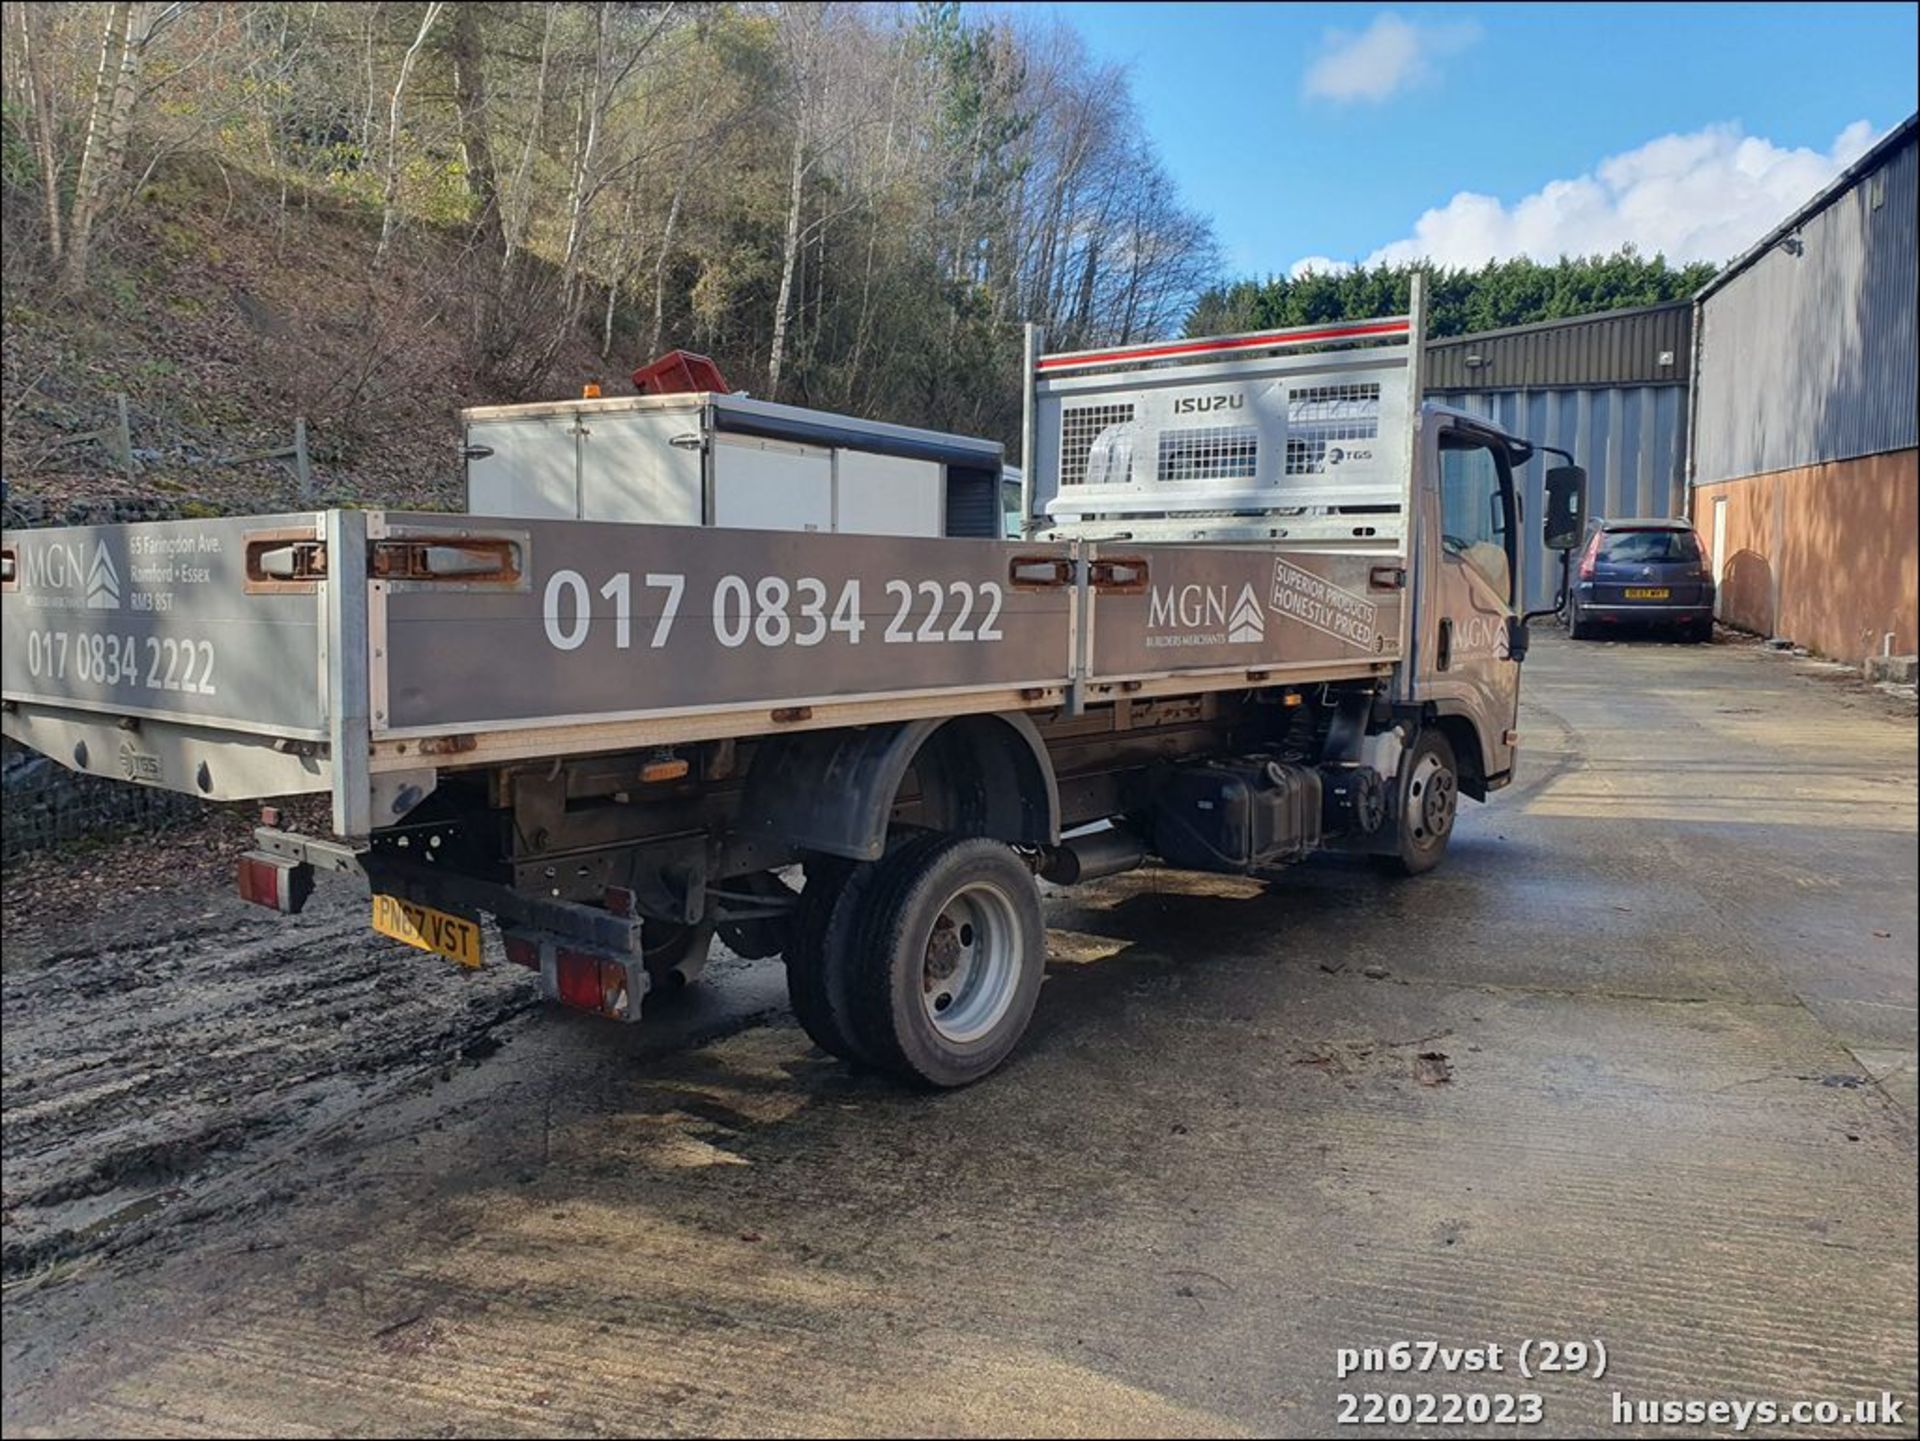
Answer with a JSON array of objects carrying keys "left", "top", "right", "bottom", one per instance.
[
  {"left": 372, "top": 894, "right": 483, "bottom": 968},
  {"left": 1623, "top": 587, "right": 1670, "bottom": 600}
]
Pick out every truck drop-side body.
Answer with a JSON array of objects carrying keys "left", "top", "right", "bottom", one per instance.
[{"left": 1, "top": 287, "right": 1558, "bottom": 1085}]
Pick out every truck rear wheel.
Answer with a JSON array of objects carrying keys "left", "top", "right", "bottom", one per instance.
[
  {"left": 1374, "top": 729, "right": 1458, "bottom": 877},
  {"left": 783, "top": 859, "right": 878, "bottom": 1065},
  {"left": 846, "top": 835, "right": 1046, "bottom": 1088}
]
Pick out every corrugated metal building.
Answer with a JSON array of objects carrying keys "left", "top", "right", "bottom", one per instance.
[
  {"left": 1426, "top": 302, "right": 1692, "bottom": 612},
  {"left": 1689, "top": 114, "right": 1918, "bottom": 662}
]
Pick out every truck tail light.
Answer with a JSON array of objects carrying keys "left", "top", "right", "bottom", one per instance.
[
  {"left": 238, "top": 850, "right": 314, "bottom": 914},
  {"left": 552, "top": 946, "right": 641, "bottom": 1021},
  {"left": 508, "top": 927, "right": 645, "bottom": 1021},
  {"left": 553, "top": 949, "right": 604, "bottom": 1010}
]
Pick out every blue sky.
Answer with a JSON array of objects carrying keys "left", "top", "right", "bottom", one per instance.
[{"left": 1022, "top": 3, "right": 1919, "bottom": 279}]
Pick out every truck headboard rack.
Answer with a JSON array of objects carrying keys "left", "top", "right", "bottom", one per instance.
[{"left": 1023, "top": 309, "right": 1424, "bottom": 546}]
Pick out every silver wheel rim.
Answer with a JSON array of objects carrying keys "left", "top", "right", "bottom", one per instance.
[
  {"left": 1407, "top": 751, "right": 1456, "bottom": 851},
  {"left": 920, "top": 881, "right": 1023, "bottom": 1044}
]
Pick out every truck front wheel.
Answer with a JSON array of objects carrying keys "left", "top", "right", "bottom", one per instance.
[
  {"left": 846, "top": 835, "right": 1046, "bottom": 1088},
  {"left": 1374, "top": 729, "right": 1459, "bottom": 877}
]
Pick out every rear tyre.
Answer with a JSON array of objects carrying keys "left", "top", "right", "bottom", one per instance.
[
  {"left": 783, "top": 858, "right": 878, "bottom": 1065},
  {"left": 1568, "top": 606, "right": 1595, "bottom": 640},
  {"left": 1686, "top": 618, "right": 1713, "bottom": 644},
  {"left": 845, "top": 835, "right": 1046, "bottom": 1089},
  {"left": 1373, "top": 729, "right": 1459, "bottom": 878}
]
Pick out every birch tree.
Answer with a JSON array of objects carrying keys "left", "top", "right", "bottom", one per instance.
[
  {"left": 375, "top": 0, "right": 443, "bottom": 261},
  {"left": 63, "top": 2, "right": 144, "bottom": 289},
  {"left": 500, "top": 0, "right": 559, "bottom": 269},
  {"left": 12, "top": 2, "right": 66, "bottom": 264}
]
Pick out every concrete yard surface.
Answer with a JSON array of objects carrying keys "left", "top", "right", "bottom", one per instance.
[{"left": 1, "top": 631, "right": 1915, "bottom": 1437}]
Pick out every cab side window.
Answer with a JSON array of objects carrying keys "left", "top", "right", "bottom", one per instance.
[{"left": 1438, "top": 435, "right": 1514, "bottom": 602}]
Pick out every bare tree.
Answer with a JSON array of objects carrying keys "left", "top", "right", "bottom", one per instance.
[
  {"left": 500, "top": 0, "right": 559, "bottom": 269},
  {"left": 12, "top": 2, "right": 66, "bottom": 264},
  {"left": 449, "top": 1, "right": 504, "bottom": 259},
  {"left": 765, "top": 4, "right": 814, "bottom": 400},
  {"left": 555, "top": 4, "right": 677, "bottom": 314},
  {"left": 647, "top": 153, "right": 690, "bottom": 357},
  {"left": 767, "top": 3, "right": 879, "bottom": 399},
  {"left": 63, "top": 2, "right": 143, "bottom": 289},
  {"left": 376, "top": 0, "right": 444, "bottom": 261},
  {"left": 54, "top": 0, "right": 193, "bottom": 288}
]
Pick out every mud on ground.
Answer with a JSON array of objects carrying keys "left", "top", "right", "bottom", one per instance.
[{"left": 0, "top": 868, "right": 537, "bottom": 1282}]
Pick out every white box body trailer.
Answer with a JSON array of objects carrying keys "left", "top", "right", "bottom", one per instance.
[
  {"left": 1, "top": 280, "right": 1583, "bottom": 1087},
  {"left": 461, "top": 390, "right": 1008, "bottom": 539}
]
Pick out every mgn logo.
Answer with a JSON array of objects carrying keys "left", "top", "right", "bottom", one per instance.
[
  {"left": 1226, "top": 583, "right": 1264, "bottom": 643},
  {"left": 1147, "top": 580, "right": 1264, "bottom": 647},
  {"left": 86, "top": 542, "right": 121, "bottom": 609},
  {"left": 17, "top": 537, "right": 122, "bottom": 610}
]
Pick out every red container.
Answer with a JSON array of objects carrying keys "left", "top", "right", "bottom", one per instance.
[{"left": 631, "top": 349, "right": 730, "bottom": 396}]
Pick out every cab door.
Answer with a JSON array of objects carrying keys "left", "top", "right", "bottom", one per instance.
[{"left": 1411, "top": 416, "right": 1522, "bottom": 783}]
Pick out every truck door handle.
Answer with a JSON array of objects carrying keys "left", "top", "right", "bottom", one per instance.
[{"left": 1437, "top": 618, "right": 1453, "bottom": 672}]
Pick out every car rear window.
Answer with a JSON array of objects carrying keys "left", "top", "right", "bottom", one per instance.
[{"left": 1599, "top": 528, "right": 1702, "bottom": 563}]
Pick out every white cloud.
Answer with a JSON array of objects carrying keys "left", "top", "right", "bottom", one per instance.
[
  {"left": 1317, "top": 120, "right": 1883, "bottom": 273},
  {"left": 1288, "top": 256, "right": 1353, "bottom": 280},
  {"left": 1303, "top": 13, "right": 1481, "bottom": 104}
]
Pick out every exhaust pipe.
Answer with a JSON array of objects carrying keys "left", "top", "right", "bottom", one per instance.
[{"left": 1041, "top": 826, "right": 1145, "bottom": 884}]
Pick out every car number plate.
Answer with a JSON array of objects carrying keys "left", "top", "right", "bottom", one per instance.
[
  {"left": 1623, "top": 587, "right": 1670, "bottom": 600},
  {"left": 372, "top": 894, "right": 483, "bottom": 967}
]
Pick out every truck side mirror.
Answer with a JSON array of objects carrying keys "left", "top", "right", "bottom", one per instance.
[
  {"left": 1543, "top": 466, "right": 1586, "bottom": 551},
  {"left": 1505, "top": 614, "right": 1529, "bottom": 663}
]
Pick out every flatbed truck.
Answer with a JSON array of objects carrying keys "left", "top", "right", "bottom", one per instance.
[{"left": 1, "top": 278, "right": 1586, "bottom": 1087}]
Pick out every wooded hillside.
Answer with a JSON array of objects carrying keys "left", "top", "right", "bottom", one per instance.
[
  {"left": 0, "top": 1, "right": 1216, "bottom": 510},
  {"left": 1, "top": 3, "right": 1736, "bottom": 517}
]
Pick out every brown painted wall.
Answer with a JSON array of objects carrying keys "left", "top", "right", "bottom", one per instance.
[{"left": 1693, "top": 448, "right": 1918, "bottom": 663}]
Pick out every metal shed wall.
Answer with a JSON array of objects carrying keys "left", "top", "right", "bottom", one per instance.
[
  {"left": 1425, "top": 302, "right": 1692, "bottom": 391},
  {"left": 1692, "top": 125, "right": 1918, "bottom": 483},
  {"left": 1432, "top": 384, "right": 1689, "bottom": 613}
]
